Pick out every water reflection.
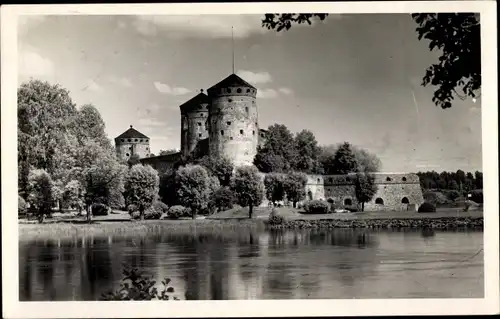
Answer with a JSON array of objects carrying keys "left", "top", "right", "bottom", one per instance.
[{"left": 19, "top": 229, "right": 484, "bottom": 301}]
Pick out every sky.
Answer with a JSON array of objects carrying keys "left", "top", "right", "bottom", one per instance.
[{"left": 17, "top": 14, "right": 482, "bottom": 173}]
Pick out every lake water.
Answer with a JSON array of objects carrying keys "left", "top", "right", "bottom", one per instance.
[{"left": 19, "top": 229, "right": 483, "bottom": 301}]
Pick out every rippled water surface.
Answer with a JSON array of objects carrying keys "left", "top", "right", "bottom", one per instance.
[{"left": 19, "top": 229, "right": 483, "bottom": 300}]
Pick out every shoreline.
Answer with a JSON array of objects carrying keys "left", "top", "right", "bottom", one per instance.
[{"left": 18, "top": 215, "right": 483, "bottom": 241}]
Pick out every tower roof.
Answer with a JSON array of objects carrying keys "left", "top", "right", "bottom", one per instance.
[
  {"left": 208, "top": 73, "right": 256, "bottom": 91},
  {"left": 179, "top": 91, "right": 210, "bottom": 113},
  {"left": 115, "top": 125, "right": 149, "bottom": 139}
]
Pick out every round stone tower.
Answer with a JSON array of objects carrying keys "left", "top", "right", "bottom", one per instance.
[
  {"left": 179, "top": 90, "right": 210, "bottom": 157},
  {"left": 114, "top": 125, "right": 150, "bottom": 161},
  {"left": 207, "top": 74, "right": 258, "bottom": 167}
]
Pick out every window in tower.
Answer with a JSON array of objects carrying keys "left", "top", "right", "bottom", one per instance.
[
  {"left": 227, "top": 121, "right": 231, "bottom": 125},
  {"left": 128, "top": 139, "right": 132, "bottom": 142},
  {"left": 245, "top": 107, "right": 249, "bottom": 114},
  {"left": 121, "top": 139, "right": 125, "bottom": 142},
  {"left": 247, "top": 89, "right": 251, "bottom": 93},
  {"left": 237, "top": 88, "right": 242, "bottom": 93},
  {"left": 228, "top": 98, "right": 232, "bottom": 103},
  {"left": 240, "top": 129, "right": 244, "bottom": 135},
  {"left": 126, "top": 153, "right": 130, "bottom": 157},
  {"left": 230, "top": 137, "right": 233, "bottom": 140},
  {"left": 199, "top": 113, "right": 203, "bottom": 117},
  {"left": 198, "top": 122, "right": 202, "bottom": 126},
  {"left": 146, "top": 147, "right": 149, "bottom": 150},
  {"left": 221, "top": 130, "right": 224, "bottom": 136},
  {"left": 252, "top": 130, "right": 255, "bottom": 135},
  {"left": 134, "top": 139, "right": 138, "bottom": 142},
  {"left": 199, "top": 133, "right": 202, "bottom": 138}
]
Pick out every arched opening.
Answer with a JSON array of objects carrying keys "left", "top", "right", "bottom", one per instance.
[
  {"left": 307, "top": 190, "right": 313, "bottom": 200},
  {"left": 401, "top": 197, "right": 410, "bottom": 204},
  {"left": 402, "top": 177, "right": 407, "bottom": 182},
  {"left": 237, "top": 88, "right": 242, "bottom": 93},
  {"left": 344, "top": 198, "right": 352, "bottom": 206},
  {"left": 386, "top": 177, "right": 392, "bottom": 182},
  {"left": 375, "top": 198, "right": 384, "bottom": 205}
]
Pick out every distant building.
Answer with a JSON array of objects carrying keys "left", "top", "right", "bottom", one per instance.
[{"left": 114, "top": 125, "right": 151, "bottom": 162}]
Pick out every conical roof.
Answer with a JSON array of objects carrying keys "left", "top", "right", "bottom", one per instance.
[
  {"left": 115, "top": 125, "right": 149, "bottom": 139},
  {"left": 208, "top": 73, "right": 256, "bottom": 92},
  {"left": 179, "top": 92, "right": 210, "bottom": 113}
]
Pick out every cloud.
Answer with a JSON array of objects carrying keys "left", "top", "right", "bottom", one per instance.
[
  {"left": 84, "top": 79, "right": 102, "bottom": 92},
  {"left": 133, "top": 15, "right": 267, "bottom": 39},
  {"left": 257, "top": 88, "right": 278, "bottom": 99},
  {"left": 18, "top": 49, "right": 54, "bottom": 77},
  {"left": 154, "top": 81, "right": 191, "bottom": 96},
  {"left": 278, "top": 87, "right": 293, "bottom": 95},
  {"left": 108, "top": 75, "right": 133, "bottom": 87},
  {"left": 236, "top": 70, "right": 272, "bottom": 84},
  {"left": 138, "top": 118, "right": 166, "bottom": 127}
]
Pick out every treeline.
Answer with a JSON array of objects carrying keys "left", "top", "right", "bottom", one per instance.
[{"left": 416, "top": 170, "right": 483, "bottom": 192}]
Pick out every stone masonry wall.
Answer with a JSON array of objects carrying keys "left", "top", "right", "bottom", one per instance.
[
  {"left": 183, "top": 106, "right": 209, "bottom": 156},
  {"left": 115, "top": 138, "right": 150, "bottom": 161}
]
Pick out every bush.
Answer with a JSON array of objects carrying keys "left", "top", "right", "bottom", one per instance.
[
  {"left": 444, "top": 189, "right": 461, "bottom": 201},
  {"left": 302, "top": 200, "right": 329, "bottom": 214},
  {"left": 469, "top": 189, "right": 483, "bottom": 204},
  {"left": 168, "top": 205, "right": 191, "bottom": 219},
  {"left": 92, "top": 203, "right": 110, "bottom": 216},
  {"left": 418, "top": 202, "right": 436, "bottom": 213},
  {"left": 268, "top": 209, "right": 286, "bottom": 226},
  {"left": 212, "top": 186, "right": 235, "bottom": 212},
  {"left": 143, "top": 201, "right": 169, "bottom": 220},
  {"left": 423, "top": 191, "right": 450, "bottom": 206},
  {"left": 18, "top": 196, "right": 28, "bottom": 216}
]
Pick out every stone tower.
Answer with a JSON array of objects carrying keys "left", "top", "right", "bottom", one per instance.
[
  {"left": 114, "top": 125, "right": 150, "bottom": 161},
  {"left": 179, "top": 91, "right": 210, "bottom": 157},
  {"left": 207, "top": 74, "right": 259, "bottom": 167}
]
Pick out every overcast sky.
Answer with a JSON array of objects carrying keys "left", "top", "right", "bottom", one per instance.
[{"left": 18, "top": 14, "right": 482, "bottom": 173}]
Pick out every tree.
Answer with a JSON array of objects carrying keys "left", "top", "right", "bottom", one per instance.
[
  {"left": 254, "top": 124, "right": 297, "bottom": 173},
  {"left": 197, "top": 155, "right": 234, "bottom": 187},
  {"left": 175, "top": 164, "right": 215, "bottom": 219},
  {"left": 292, "top": 129, "right": 323, "bottom": 174},
  {"left": 354, "top": 173, "right": 377, "bottom": 212},
  {"left": 411, "top": 13, "right": 480, "bottom": 109},
  {"left": 263, "top": 173, "right": 285, "bottom": 206},
  {"left": 231, "top": 166, "right": 265, "bottom": 218},
  {"left": 127, "top": 154, "right": 141, "bottom": 167},
  {"left": 282, "top": 171, "right": 308, "bottom": 208},
  {"left": 159, "top": 149, "right": 179, "bottom": 156},
  {"left": 26, "top": 169, "right": 54, "bottom": 223},
  {"left": 159, "top": 168, "right": 178, "bottom": 207},
  {"left": 124, "top": 165, "right": 160, "bottom": 221},
  {"left": 262, "top": 13, "right": 481, "bottom": 109},
  {"left": 474, "top": 171, "right": 483, "bottom": 189},
  {"left": 351, "top": 146, "right": 381, "bottom": 173},
  {"left": 332, "top": 142, "right": 358, "bottom": 174},
  {"left": 74, "top": 104, "right": 113, "bottom": 150},
  {"left": 63, "top": 179, "right": 85, "bottom": 214},
  {"left": 211, "top": 186, "right": 236, "bottom": 212}
]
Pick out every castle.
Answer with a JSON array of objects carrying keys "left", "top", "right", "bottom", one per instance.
[{"left": 115, "top": 73, "right": 424, "bottom": 211}]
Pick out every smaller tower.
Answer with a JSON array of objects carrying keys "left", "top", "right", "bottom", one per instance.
[
  {"left": 115, "top": 125, "right": 150, "bottom": 161},
  {"left": 180, "top": 90, "right": 210, "bottom": 157}
]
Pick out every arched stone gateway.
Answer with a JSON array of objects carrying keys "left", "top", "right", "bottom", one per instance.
[
  {"left": 401, "top": 197, "right": 410, "bottom": 204},
  {"left": 375, "top": 198, "right": 384, "bottom": 205}
]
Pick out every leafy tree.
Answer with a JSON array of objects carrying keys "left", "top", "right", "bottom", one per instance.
[
  {"left": 63, "top": 179, "right": 85, "bottom": 214},
  {"left": 74, "top": 104, "right": 113, "bottom": 150},
  {"left": 211, "top": 186, "right": 236, "bottom": 212},
  {"left": 318, "top": 145, "right": 338, "bottom": 175},
  {"left": 262, "top": 13, "right": 481, "bottom": 109},
  {"left": 26, "top": 169, "right": 54, "bottom": 223},
  {"left": 254, "top": 124, "right": 297, "bottom": 173},
  {"left": 231, "top": 166, "right": 265, "bottom": 218},
  {"left": 351, "top": 146, "right": 381, "bottom": 173},
  {"left": 263, "top": 173, "right": 285, "bottom": 206},
  {"left": 159, "top": 149, "right": 179, "bottom": 156},
  {"left": 292, "top": 129, "right": 323, "bottom": 174},
  {"left": 282, "top": 171, "right": 308, "bottom": 208},
  {"left": 332, "top": 142, "right": 358, "bottom": 174},
  {"left": 354, "top": 173, "right": 377, "bottom": 212},
  {"left": 197, "top": 155, "right": 234, "bottom": 187},
  {"left": 127, "top": 154, "right": 141, "bottom": 167},
  {"left": 411, "top": 13, "right": 480, "bottom": 108},
  {"left": 175, "top": 164, "right": 215, "bottom": 219},
  {"left": 124, "top": 165, "right": 160, "bottom": 220},
  {"left": 474, "top": 171, "right": 483, "bottom": 189},
  {"left": 159, "top": 168, "right": 178, "bottom": 207}
]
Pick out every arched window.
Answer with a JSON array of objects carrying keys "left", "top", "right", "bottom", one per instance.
[
  {"left": 307, "top": 190, "right": 313, "bottom": 200},
  {"left": 402, "top": 177, "right": 407, "bottom": 182},
  {"left": 121, "top": 139, "right": 125, "bottom": 142},
  {"left": 128, "top": 139, "right": 132, "bottom": 142},
  {"left": 246, "top": 89, "right": 251, "bottom": 93},
  {"left": 386, "top": 177, "right": 392, "bottom": 182},
  {"left": 237, "top": 88, "right": 242, "bottom": 93},
  {"left": 126, "top": 153, "right": 130, "bottom": 157},
  {"left": 317, "top": 178, "right": 320, "bottom": 183},
  {"left": 198, "top": 133, "right": 202, "bottom": 137},
  {"left": 344, "top": 198, "right": 352, "bottom": 206},
  {"left": 375, "top": 198, "right": 384, "bottom": 205},
  {"left": 245, "top": 107, "right": 249, "bottom": 113},
  {"left": 220, "top": 130, "right": 224, "bottom": 136},
  {"left": 401, "top": 197, "right": 410, "bottom": 204},
  {"left": 228, "top": 98, "right": 232, "bottom": 103},
  {"left": 240, "top": 129, "right": 244, "bottom": 135},
  {"left": 197, "top": 122, "right": 202, "bottom": 126},
  {"left": 134, "top": 139, "right": 138, "bottom": 142},
  {"left": 227, "top": 121, "right": 231, "bottom": 125},
  {"left": 252, "top": 130, "right": 255, "bottom": 135}
]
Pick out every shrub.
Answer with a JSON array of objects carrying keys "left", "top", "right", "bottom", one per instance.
[
  {"left": 18, "top": 196, "right": 28, "bottom": 216},
  {"left": 168, "top": 205, "right": 191, "bottom": 219},
  {"left": 418, "top": 202, "right": 436, "bottom": 213},
  {"left": 469, "top": 189, "right": 483, "bottom": 204},
  {"left": 444, "top": 189, "right": 461, "bottom": 201},
  {"left": 423, "top": 191, "right": 450, "bottom": 206},
  {"left": 268, "top": 209, "right": 286, "bottom": 226},
  {"left": 92, "top": 203, "right": 110, "bottom": 216},
  {"left": 302, "top": 200, "right": 329, "bottom": 214},
  {"left": 143, "top": 201, "right": 169, "bottom": 220},
  {"left": 212, "top": 186, "right": 235, "bottom": 212},
  {"left": 127, "top": 204, "right": 138, "bottom": 215}
]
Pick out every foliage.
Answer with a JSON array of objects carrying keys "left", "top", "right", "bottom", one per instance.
[
  {"left": 63, "top": 179, "right": 85, "bottom": 211},
  {"left": 264, "top": 173, "right": 285, "bottom": 205},
  {"left": 167, "top": 205, "right": 191, "bottom": 219},
  {"left": 26, "top": 169, "right": 54, "bottom": 223},
  {"left": 302, "top": 200, "right": 330, "bottom": 214},
  {"left": 354, "top": 173, "right": 378, "bottom": 212},
  {"left": 262, "top": 13, "right": 329, "bottom": 32},
  {"left": 127, "top": 154, "right": 141, "bottom": 167},
  {"left": 344, "top": 205, "right": 359, "bottom": 213},
  {"left": 159, "top": 149, "right": 179, "bottom": 156},
  {"left": 411, "top": 13, "right": 480, "bottom": 109},
  {"left": 423, "top": 191, "right": 450, "bottom": 206},
  {"left": 196, "top": 155, "right": 234, "bottom": 187},
  {"left": 159, "top": 168, "right": 178, "bottom": 207},
  {"left": 267, "top": 208, "right": 286, "bottom": 226},
  {"left": 211, "top": 186, "right": 236, "bottom": 212},
  {"left": 92, "top": 203, "right": 110, "bottom": 216},
  {"left": 282, "top": 171, "right": 308, "bottom": 207},
  {"left": 231, "top": 165, "right": 265, "bottom": 218},
  {"left": 417, "top": 170, "right": 483, "bottom": 193},
  {"left": 100, "top": 268, "right": 179, "bottom": 301},
  {"left": 124, "top": 165, "right": 160, "bottom": 220},
  {"left": 292, "top": 129, "right": 323, "bottom": 174},
  {"left": 469, "top": 189, "right": 483, "bottom": 204},
  {"left": 254, "top": 124, "right": 297, "bottom": 173},
  {"left": 331, "top": 142, "right": 358, "bottom": 174},
  {"left": 418, "top": 202, "right": 437, "bottom": 213},
  {"left": 18, "top": 195, "right": 28, "bottom": 216},
  {"left": 175, "top": 164, "right": 216, "bottom": 219},
  {"left": 131, "top": 200, "right": 169, "bottom": 220}
]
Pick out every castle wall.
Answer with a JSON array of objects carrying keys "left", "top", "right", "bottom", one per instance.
[
  {"left": 208, "top": 87, "right": 258, "bottom": 167},
  {"left": 115, "top": 138, "right": 150, "bottom": 161},
  {"left": 140, "top": 152, "right": 181, "bottom": 175},
  {"left": 181, "top": 105, "right": 209, "bottom": 157}
]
